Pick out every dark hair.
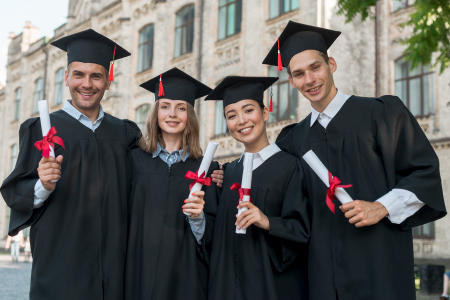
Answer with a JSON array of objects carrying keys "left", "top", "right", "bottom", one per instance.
[{"left": 286, "top": 51, "right": 330, "bottom": 78}]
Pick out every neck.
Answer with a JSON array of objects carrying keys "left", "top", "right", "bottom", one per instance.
[
  {"left": 244, "top": 133, "right": 270, "bottom": 154},
  {"left": 71, "top": 101, "right": 101, "bottom": 123},
  {"left": 161, "top": 132, "right": 183, "bottom": 153},
  {"left": 311, "top": 86, "right": 338, "bottom": 113}
]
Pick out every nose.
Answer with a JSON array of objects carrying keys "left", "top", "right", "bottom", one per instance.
[
  {"left": 168, "top": 106, "right": 177, "bottom": 117},
  {"left": 237, "top": 112, "right": 247, "bottom": 125},
  {"left": 305, "top": 71, "right": 316, "bottom": 85},
  {"left": 81, "top": 76, "right": 93, "bottom": 89}
]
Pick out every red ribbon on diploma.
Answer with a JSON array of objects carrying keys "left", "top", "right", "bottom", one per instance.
[
  {"left": 34, "top": 127, "right": 65, "bottom": 158},
  {"left": 185, "top": 170, "right": 212, "bottom": 190},
  {"left": 326, "top": 172, "right": 352, "bottom": 214},
  {"left": 230, "top": 183, "right": 252, "bottom": 207}
]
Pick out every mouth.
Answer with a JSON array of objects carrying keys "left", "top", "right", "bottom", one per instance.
[
  {"left": 166, "top": 121, "right": 180, "bottom": 127},
  {"left": 238, "top": 126, "right": 253, "bottom": 135},
  {"left": 306, "top": 85, "right": 322, "bottom": 95},
  {"left": 77, "top": 90, "right": 97, "bottom": 99}
]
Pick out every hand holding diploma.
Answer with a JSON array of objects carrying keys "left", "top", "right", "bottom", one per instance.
[
  {"left": 182, "top": 191, "right": 205, "bottom": 218},
  {"left": 235, "top": 202, "right": 270, "bottom": 231},
  {"left": 37, "top": 155, "right": 63, "bottom": 191},
  {"left": 233, "top": 153, "right": 253, "bottom": 234},
  {"left": 340, "top": 201, "right": 389, "bottom": 227}
]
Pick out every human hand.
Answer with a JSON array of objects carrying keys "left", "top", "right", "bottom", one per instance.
[
  {"left": 183, "top": 191, "right": 205, "bottom": 218},
  {"left": 340, "top": 200, "right": 388, "bottom": 227},
  {"left": 235, "top": 202, "right": 270, "bottom": 230},
  {"left": 37, "top": 155, "right": 63, "bottom": 191},
  {"left": 211, "top": 165, "right": 224, "bottom": 188}
]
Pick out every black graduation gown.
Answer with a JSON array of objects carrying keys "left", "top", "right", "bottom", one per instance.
[
  {"left": 124, "top": 148, "right": 220, "bottom": 300},
  {"left": 276, "top": 95, "right": 447, "bottom": 300},
  {"left": 0, "top": 110, "right": 140, "bottom": 300},
  {"left": 208, "top": 151, "right": 311, "bottom": 300}
]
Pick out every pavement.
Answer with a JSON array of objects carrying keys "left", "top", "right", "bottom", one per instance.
[{"left": 0, "top": 253, "right": 445, "bottom": 299}]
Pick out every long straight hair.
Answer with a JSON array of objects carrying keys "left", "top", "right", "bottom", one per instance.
[{"left": 139, "top": 100, "right": 202, "bottom": 159}]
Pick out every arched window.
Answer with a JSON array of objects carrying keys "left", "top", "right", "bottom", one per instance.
[
  {"left": 268, "top": 66, "right": 298, "bottom": 123},
  {"left": 174, "top": 5, "right": 195, "bottom": 58},
  {"left": 54, "top": 68, "right": 65, "bottom": 106},
  {"left": 394, "top": 58, "right": 435, "bottom": 118},
  {"left": 33, "top": 78, "right": 44, "bottom": 114},
  {"left": 13, "top": 87, "right": 21, "bottom": 121},
  {"left": 269, "top": 0, "right": 299, "bottom": 19},
  {"left": 138, "top": 24, "right": 155, "bottom": 72},
  {"left": 218, "top": 0, "right": 242, "bottom": 40},
  {"left": 135, "top": 104, "right": 151, "bottom": 132}
]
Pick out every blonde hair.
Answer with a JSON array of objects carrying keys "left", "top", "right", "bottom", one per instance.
[{"left": 139, "top": 100, "right": 202, "bottom": 159}]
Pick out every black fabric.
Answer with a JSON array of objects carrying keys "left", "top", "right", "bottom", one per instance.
[
  {"left": 140, "top": 67, "right": 212, "bottom": 106},
  {"left": 205, "top": 76, "right": 278, "bottom": 109},
  {"left": 276, "top": 95, "right": 447, "bottom": 300},
  {"left": 124, "top": 148, "right": 220, "bottom": 300},
  {"left": 262, "top": 21, "right": 341, "bottom": 68},
  {"left": 50, "top": 29, "right": 130, "bottom": 70},
  {"left": 0, "top": 111, "right": 140, "bottom": 300},
  {"left": 208, "top": 151, "right": 310, "bottom": 300}
]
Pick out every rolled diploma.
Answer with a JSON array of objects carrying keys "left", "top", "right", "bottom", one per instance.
[
  {"left": 38, "top": 100, "right": 58, "bottom": 183},
  {"left": 302, "top": 150, "right": 352, "bottom": 204},
  {"left": 236, "top": 152, "right": 253, "bottom": 234},
  {"left": 184, "top": 141, "right": 219, "bottom": 216}
]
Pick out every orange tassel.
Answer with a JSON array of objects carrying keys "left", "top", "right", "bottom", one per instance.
[
  {"left": 108, "top": 45, "right": 116, "bottom": 81},
  {"left": 277, "top": 38, "right": 282, "bottom": 71},
  {"left": 269, "top": 85, "right": 273, "bottom": 112},
  {"left": 158, "top": 74, "right": 164, "bottom": 97}
]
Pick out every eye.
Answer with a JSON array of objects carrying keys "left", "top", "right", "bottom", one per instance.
[
  {"left": 226, "top": 114, "right": 236, "bottom": 120},
  {"left": 294, "top": 73, "right": 303, "bottom": 78},
  {"left": 245, "top": 108, "right": 254, "bottom": 114},
  {"left": 178, "top": 106, "right": 186, "bottom": 111},
  {"left": 161, "top": 105, "right": 169, "bottom": 109},
  {"left": 313, "top": 65, "right": 320, "bottom": 70}
]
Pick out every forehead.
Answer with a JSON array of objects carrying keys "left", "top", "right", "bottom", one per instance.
[
  {"left": 289, "top": 50, "right": 325, "bottom": 70},
  {"left": 69, "top": 61, "right": 107, "bottom": 74},
  {"left": 158, "top": 99, "right": 187, "bottom": 105},
  {"left": 224, "top": 99, "right": 258, "bottom": 112}
]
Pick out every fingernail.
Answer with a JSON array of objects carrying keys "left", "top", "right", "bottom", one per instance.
[
  {"left": 184, "top": 200, "right": 187, "bottom": 203},
  {"left": 182, "top": 209, "right": 185, "bottom": 212}
]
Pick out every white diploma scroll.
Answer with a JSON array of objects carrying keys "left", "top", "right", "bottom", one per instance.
[
  {"left": 302, "top": 150, "right": 353, "bottom": 204},
  {"left": 184, "top": 141, "right": 219, "bottom": 216},
  {"left": 38, "top": 100, "right": 58, "bottom": 183},
  {"left": 236, "top": 153, "right": 254, "bottom": 234}
]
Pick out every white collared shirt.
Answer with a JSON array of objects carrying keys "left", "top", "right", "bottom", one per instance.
[
  {"left": 310, "top": 89, "right": 424, "bottom": 224},
  {"left": 239, "top": 143, "right": 281, "bottom": 171}
]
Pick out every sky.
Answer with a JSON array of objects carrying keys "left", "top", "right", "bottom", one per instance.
[{"left": 0, "top": 0, "right": 69, "bottom": 86}]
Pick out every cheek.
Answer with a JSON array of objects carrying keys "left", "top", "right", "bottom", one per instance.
[{"left": 226, "top": 118, "right": 237, "bottom": 133}]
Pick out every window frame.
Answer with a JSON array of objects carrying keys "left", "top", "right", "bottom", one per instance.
[
  {"left": 33, "top": 78, "right": 44, "bottom": 114},
  {"left": 13, "top": 87, "right": 21, "bottom": 121},
  {"left": 137, "top": 24, "right": 155, "bottom": 73},
  {"left": 412, "top": 222, "right": 435, "bottom": 240},
  {"left": 218, "top": 0, "right": 242, "bottom": 41},
  {"left": 269, "top": 0, "right": 300, "bottom": 20},
  {"left": 54, "top": 68, "right": 65, "bottom": 106},
  {"left": 268, "top": 66, "right": 298, "bottom": 123},
  {"left": 174, "top": 4, "right": 195, "bottom": 58},
  {"left": 135, "top": 103, "right": 152, "bottom": 133}
]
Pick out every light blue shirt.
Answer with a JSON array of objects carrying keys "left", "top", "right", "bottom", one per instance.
[
  {"left": 152, "top": 143, "right": 206, "bottom": 244},
  {"left": 33, "top": 100, "right": 105, "bottom": 207}
]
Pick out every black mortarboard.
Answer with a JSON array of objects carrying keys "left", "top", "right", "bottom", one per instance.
[
  {"left": 262, "top": 21, "right": 341, "bottom": 70},
  {"left": 205, "top": 76, "right": 278, "bottom": 110},
  {"left": 140, "top": 68, "right": 212, "bottom": 106},
  {"left": 51, "top": 29, "right": 130, "bottom": 81}
]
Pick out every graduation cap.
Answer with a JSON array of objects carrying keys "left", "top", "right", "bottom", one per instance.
[
  {"left": 140, "top": 68, "right": 212, "bottom": 106},
  {"left": 51, "top": 29, "right": 131, "bottom": 81},
  {"left": 205, "top": 76, "right": 278, "bottom": 111},
  {"left": 262, "top": 21, "right": 341, "bottom": 71}
]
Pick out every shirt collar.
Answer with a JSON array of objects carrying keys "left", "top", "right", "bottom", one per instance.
[
  {"left": 152, "top": 142, "right": 190, "bottom": 162},
  {"left": 63, "top": 100, "right": 104, "bottom": 123},
  {"left": 310, "top": 89, "right": 351, "bottom": 127},
  {"left": 238, "top": 143, "right": 281, "bottom": 163}
]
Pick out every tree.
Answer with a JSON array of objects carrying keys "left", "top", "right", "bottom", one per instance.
[{"left": 337, "top": 0, "right": 450, "bottom": 74}]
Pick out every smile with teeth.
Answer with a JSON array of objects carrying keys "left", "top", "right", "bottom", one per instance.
[
  {"left": 308, "top": 86, "right": 321, "bottom": 92},
  {"left": 79, "top": 91, "right": 95, "bottom": 96},
  {"left": 239, "top": 127, "right": 253, "bottom": 133},
  {"left": 166, "top": 121, "right": 179, "bottom": 125}
]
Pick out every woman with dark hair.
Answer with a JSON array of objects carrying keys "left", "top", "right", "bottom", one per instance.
[
  {"left": 124, "top": 68, "right": 220, "bottom": 300},
  {"left": 205, "top": 76, "right": 311, "bottom": 300}
]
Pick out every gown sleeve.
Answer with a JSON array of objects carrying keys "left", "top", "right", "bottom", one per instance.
[
  {"left": 275, "top": 123, "right": 297, "bottom": 153},
  {"left": 123, "top": 119, "right": 141, "bottom": 151},
  {"left": 0, "top": 118, "right": 48, "bottom": 235},
  {"left": 266, "top": 160, "right": 311, "bottom": 272},
  {"left": 374, "top": 95, "right": 446, "bottom": 229}
]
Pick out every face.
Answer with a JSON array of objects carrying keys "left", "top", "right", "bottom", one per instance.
[
  {"left": 157, "top": 99, "right": 188, "bottom": 137},
  {"left": 224, "top": 100, "right": 269, "bottom": 146},
  {"left": 288, "top": 50, "right": 337, "bottom": 110},
  {"left": 65, "top": 61, "right": 110, "bottom": 112}
]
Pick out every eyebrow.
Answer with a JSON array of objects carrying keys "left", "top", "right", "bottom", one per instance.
[
  {"left": 291, "top": 60, "right": 322, "bottom": 74},
  {"left": 72, "top": 70, "right": 104, "bottom": 77},
  {"left": 225, "top": 103, "right": 255, "bottom": 116}
]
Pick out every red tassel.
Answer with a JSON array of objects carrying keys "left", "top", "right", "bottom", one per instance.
[
  {"left": 269, "top": 85, "right": 273, "bottom": 112},
  {"left": 108, "top": 45, "right": 116, "bottom": 81},
  {"left": 158, "top": 74, "right": 164, "bottom": 97},
  {"left": 277, "top": 38, "right": 283, "bottom": 71}
]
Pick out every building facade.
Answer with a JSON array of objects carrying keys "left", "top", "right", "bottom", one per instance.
[{"left": 0, "top": 0, "right": 448, "bottom": 263}]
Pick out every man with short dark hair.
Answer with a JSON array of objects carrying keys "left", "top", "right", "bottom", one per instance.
[
  {"left": 264, "top": 21, "right": 447, "bottom": 300},
  {"left": 1, "top": 29, "right": 140, "bottom": 300}
]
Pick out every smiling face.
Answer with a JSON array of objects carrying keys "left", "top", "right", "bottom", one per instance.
[
  {"left": 224, "top": 99, "right": 270, "bottom": 152},
  {"left": 157, "top": 99, "right": 188, "bottom": 138},
  {"left": 65, "top": 61, "right": 111, "bottom": 114},
  {"left": 288, "top": 49, "right": 337, "bottom": 112}
]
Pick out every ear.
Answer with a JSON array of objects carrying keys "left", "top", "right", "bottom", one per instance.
[
  {"left": 105, "top": 79, "right": 112, "bottom": 90},
  {"left": 64, "top": 70, "right": 69, "bottom": 87},
  {"left": 329, "top": 57, "right": 337, "bottom": 74},
  {"left": 288, "top": 75, "right": 296, "bottom": 88},
  {"left": 262, "top": 106, "right": 270, "bottom": 122}
]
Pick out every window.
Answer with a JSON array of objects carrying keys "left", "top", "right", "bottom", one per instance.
[
  {"left": 33, "top": 78, "right": 44, "bottom": 114},
  {"left": 54, "top": 68, "right": 64, "bottom": 106},
  {"left": 413, "top": 222, "right": 434, "bottom": 239},
  {"left": 269, "top": 0, "right": 299, "bottom": 19},
  {"left": 394, "top": 58, "right": 435, "bottom": 118},
  {"left": 138, "top": 24, "right": 155, "bottom": 72},
  {"left": 214, "top": 101, "right": 228, "bottom": 135},
  {"left": 13, "top": 87, "right": 21, "bottom": 121},
  {"left": 10, "top": 144, "right": 18, "bottom": 173},
  {"left": 268, "top": 66, "right": 298, "bottom": 123},
  {"left": 174, "top": 5, "right": 195, "bottom": 58},
  {"left": 218, "top": 0, "right": 242, "bottom": 40},
  {"left": 392, "top": 0, "right": 414, "bottom": 12},
  {"left": 135, "top": 104, "right": 151, "bottom": 133}
]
